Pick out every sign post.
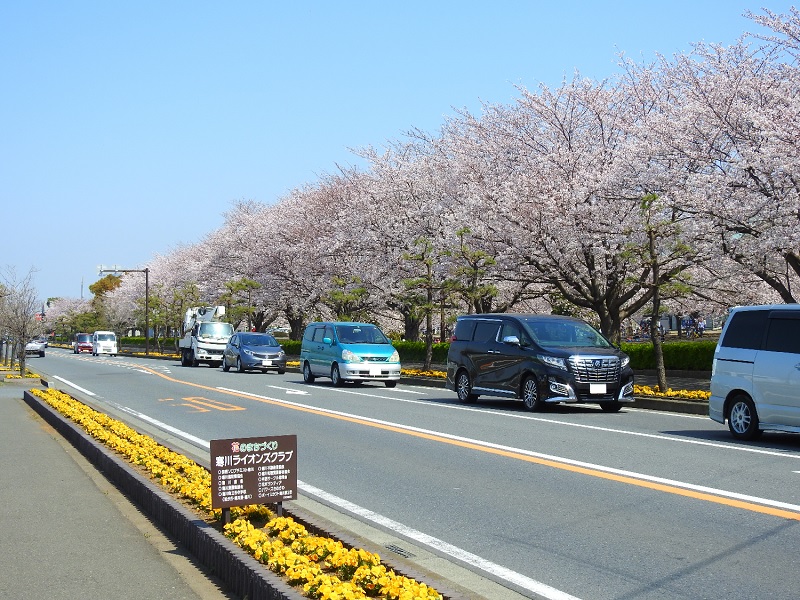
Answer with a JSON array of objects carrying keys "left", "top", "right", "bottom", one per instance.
[{"left": 210, "top": 434, "right": 298, "bottom": 523}]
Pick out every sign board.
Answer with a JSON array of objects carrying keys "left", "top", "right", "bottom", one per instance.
[{"left": 210, "top": 435, "right": 297, "bottom": 509}]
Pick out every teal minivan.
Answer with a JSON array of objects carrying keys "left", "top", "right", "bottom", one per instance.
[{"left": 300, "top": 322, "right": 401, "bottom": 387}]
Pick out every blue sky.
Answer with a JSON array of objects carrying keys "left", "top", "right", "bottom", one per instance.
[{"left": 1, "top": 1, "right": 794, "bottom": 300}]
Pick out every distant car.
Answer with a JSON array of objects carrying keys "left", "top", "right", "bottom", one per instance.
[
  {"left": 222, "top": 332, "right": 287, "bottom": 374},
  {"left": 36, "top": 335, "right": 49, "bottom": 348},
  {"left": 73, "top": 332, "right": 93, "bottom": 354},
  {"left": 25, "top": 339, "right": 46, "bottom": 357},
  {"left": 92, "top": 330, "right": 118, "bottom": 356}
]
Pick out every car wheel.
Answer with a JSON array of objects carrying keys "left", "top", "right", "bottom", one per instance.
[
  {"left": 39, "top": 351, "right": 45, "bottom": 357},
  {"left": 601, "top": 401, "right": 623, "bottom": 413},
  {"left": 303, "top": 362, "right": 315, "bottom": 383},
  {"left": 522, "top": 376, "right": 543, "bottom": 411},
  {"left": 277, "top": 368, "right": 286, "bottom": 375},
  {"left": 236, "top": 358, "right": 246, "bottom": 373},
  {"left": 455, "top": 370, "right": 478, "bottom": 403},
  {"left": 190, "top": 351, "right": 199, "bottom": 367},
  {"left": 222, "top": 358, "right": 230, "bottom": 372},
  {"left": 385, "top": 381, "right": 397, "bottom": 388},
  {"left": 331, "top": 364, "right": 344, "bottom": 387},
  {"left": 728, "top": 394, "right": 761, "bottom": 440}
]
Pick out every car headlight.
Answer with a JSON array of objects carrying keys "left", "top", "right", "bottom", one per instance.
[
  {"left": 244, "top": 348, "right": 255, "bottom": 357},
  {"left": 538, "top": 354, "right": 567, "bottom": 370},
  {"left": 389, "top": 350, "right": 400, "bottom": 363},
  {"left": 341, "top": 349, "right": 362, "bottom": 363},
  {"left": 620, "top": 356, "right": 630, "bottom": 368}
]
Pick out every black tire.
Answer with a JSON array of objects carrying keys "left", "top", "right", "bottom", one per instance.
[
  {"left": 303, "top": 362, "right": 315, "bottom": 383},
  {"left": 455, "top": 370, "right": 478, "bottom": 403},
  {"left": 601, "top": 401, "right": 623, "bottom": 413},
  {"left": 522, "top": 376, "right": 544, "bottom": 411},
  {"left": 190, "top": 351, "right": 199, "bottom": 367},
  {"left": 181, "top": 350, "right": 188, "bottom": 366},
  {"left": 236, "top": 357, "right": 246, "bottom": 373},
  {"left": 331, "top": 364, "right": 344, "bottom": 387},
  {"left": 39, "top": 351, "right": 45, "bottom": 357},
  {"left": 728, "top": 394, "right": 761, "bottom": 440},
  {"left": 277, "top": 368, "right": 286, "bottom": 375},
  {"left": 222, "top": 358, "right": 230, "bottom": 372},
  {"left": 385, "top": 381, "right": 397, "bottom": 388}
]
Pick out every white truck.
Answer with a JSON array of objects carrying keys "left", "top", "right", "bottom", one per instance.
[{"left": 179, "top": 306, "right": 234, "bottom": 367}]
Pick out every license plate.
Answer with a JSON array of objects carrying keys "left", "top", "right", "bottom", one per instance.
[
  {"left": 590, "top": 383, "right": 607, "bottom": 394},
  {"left": 370, "top": 366, "right": 382, "bottom": 376},
  {"left": 261, "top": 360, "right": 273, "bottom": 366}
]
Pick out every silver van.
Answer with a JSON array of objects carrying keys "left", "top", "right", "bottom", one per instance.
[
  {"left": 709, "top": 305, "right": 800, "bottom": 439},
  {"left": 300, "top": 322, "right": 401, "bottom": 387}
]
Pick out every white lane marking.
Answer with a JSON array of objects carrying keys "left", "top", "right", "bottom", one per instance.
[
  {"left": 105, "top": 401, "right": 210, "bottom": 447},
  {"left": 299, "top": 481, "right": 583, "bottom": 600},
  {"left": 266, "top": 385, "right": 309, "bottom": 395},
  {"left": 51, "top": 376, "right": 96, "bottom": 396}
]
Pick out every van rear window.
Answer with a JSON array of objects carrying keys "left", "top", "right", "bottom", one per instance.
[
  {"left": 764, "top": 315, "right": 800, "bottom": 353},
  {"left": 453, "top": 319, "right": 476, "bottom": 341},
  {"left": 473, "top": 321, "right": 501, "bottom": 342},
  {"left": 720, "top": 310, "right": 769, "bottom": 350}
]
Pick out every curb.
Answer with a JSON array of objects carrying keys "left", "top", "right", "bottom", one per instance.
[{"left": 23, "top": 390, "right": 304, "bottom": 600}]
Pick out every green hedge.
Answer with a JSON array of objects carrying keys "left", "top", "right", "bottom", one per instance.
[{"left": 621, "top": 340, "right": 715, "bottom": 371}]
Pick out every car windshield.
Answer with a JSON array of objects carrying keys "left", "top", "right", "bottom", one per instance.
[
  {"left": 239, "top": 333, "right": 279, "bottom": 347},
  {"left": 198, "top": 322, "right": 234, "bottom": 338},
  {"left": 522, "top": 318, "right": 612, "bottom": 348},
  {"left": 96, "top": 333, "right": 115, "bottom": 341},
  {"left": 335, "top": 325, "right": 390, "bottom": 344},
  {"left": 77, "top": 334, "right": 91, "bottom": 342}
]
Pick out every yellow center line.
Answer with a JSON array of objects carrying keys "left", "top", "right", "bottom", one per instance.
[{"left": 137, "top": 364, "right": 800, "bottom": 521}]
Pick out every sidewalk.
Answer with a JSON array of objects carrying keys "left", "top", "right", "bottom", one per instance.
[{"left": 0, "top": 377, "right": 233, "bottom": 600}]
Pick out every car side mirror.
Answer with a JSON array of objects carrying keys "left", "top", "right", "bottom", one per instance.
[
  {"left": 323, "top": 337, "right": 332, "bottom": 345},
  {"left": 502, "top": 335, "right": 521, "bottom": 345}
]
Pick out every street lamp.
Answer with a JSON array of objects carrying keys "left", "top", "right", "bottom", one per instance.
[{"left": 98, "top": 264, "right": 150, "bottom": 356}]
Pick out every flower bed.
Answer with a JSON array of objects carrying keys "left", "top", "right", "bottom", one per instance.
[{"left": 29, "top": 387, "right": 443, "bottom": 600}]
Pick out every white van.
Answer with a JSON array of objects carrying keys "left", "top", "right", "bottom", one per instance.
[
  {"left": 92, "top": 331, "right": 118, "bottom": 356},
  {"left": 709, "top": 305, "right": 800, "bottom": 439}
]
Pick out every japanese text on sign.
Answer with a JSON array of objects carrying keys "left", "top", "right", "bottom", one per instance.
[{"left": 210, "top": 435, "right": 298, "bottom": 509}]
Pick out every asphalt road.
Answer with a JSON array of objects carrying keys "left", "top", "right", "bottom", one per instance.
[{"left": 28, "top": 348, "right": 800, "bottom": 600}]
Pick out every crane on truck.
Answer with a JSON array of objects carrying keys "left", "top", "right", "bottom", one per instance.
[{"left": 179, "top": 305, "right": 234, "bottom": 367}]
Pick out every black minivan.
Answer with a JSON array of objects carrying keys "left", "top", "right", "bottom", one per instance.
[{"left": 446, "top": 314, "right": 634, "bottom": 412}]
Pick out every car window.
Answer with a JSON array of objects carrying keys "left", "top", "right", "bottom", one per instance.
[
  {"left": 310, "top": 327, "right": 326, "bottom": 343},
  {"left": 720, "top": 310, "right": 769, "bottom": 350},
  {"left": 335, "top": 325, "right": 388, "bottom": 344},
  {"left": 500, "top": 321, "right": 522, "bottom": 341},
  {"left": 764, "top": 316, "right": 800, "bottom": 354},
  {"left": 473, "top": 320, "right": 501, "bottom": 342},
  {"left": 453, "top": 319, "right": 476, "bottom": 341}
]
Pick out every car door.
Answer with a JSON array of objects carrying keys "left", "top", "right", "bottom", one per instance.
[
  {"left": 308, "top": 325, "right": 334, "bottom": 376},
  {"left": 479, "top": 319, "right": 531, "bottom": 395},
  {"left": 467, "top": 319, "right": 504, "bottom": 393},
  {"left": 224, "top": 334, "right": 238, "bottom": 367},
  {"left": 753, "top": 312, "right": 800, "bottom": 426}
]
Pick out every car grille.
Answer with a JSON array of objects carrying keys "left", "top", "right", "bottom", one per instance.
[
  {"left": 362, "top": 356, "right": 389, "bottom": 362},
  {"left": 567, "top": 356, "right": 621, "bottom": 383},
  {"left": 252, "top": 352, "right": 282, "bottom": 360}
]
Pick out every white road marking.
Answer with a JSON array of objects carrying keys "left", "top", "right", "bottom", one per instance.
[
  {"left": 266, "top": 385, "right": 309, "bottom": 395},
  {"left": 51, "top": 376, "right": 96, "bottom": 396}
]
